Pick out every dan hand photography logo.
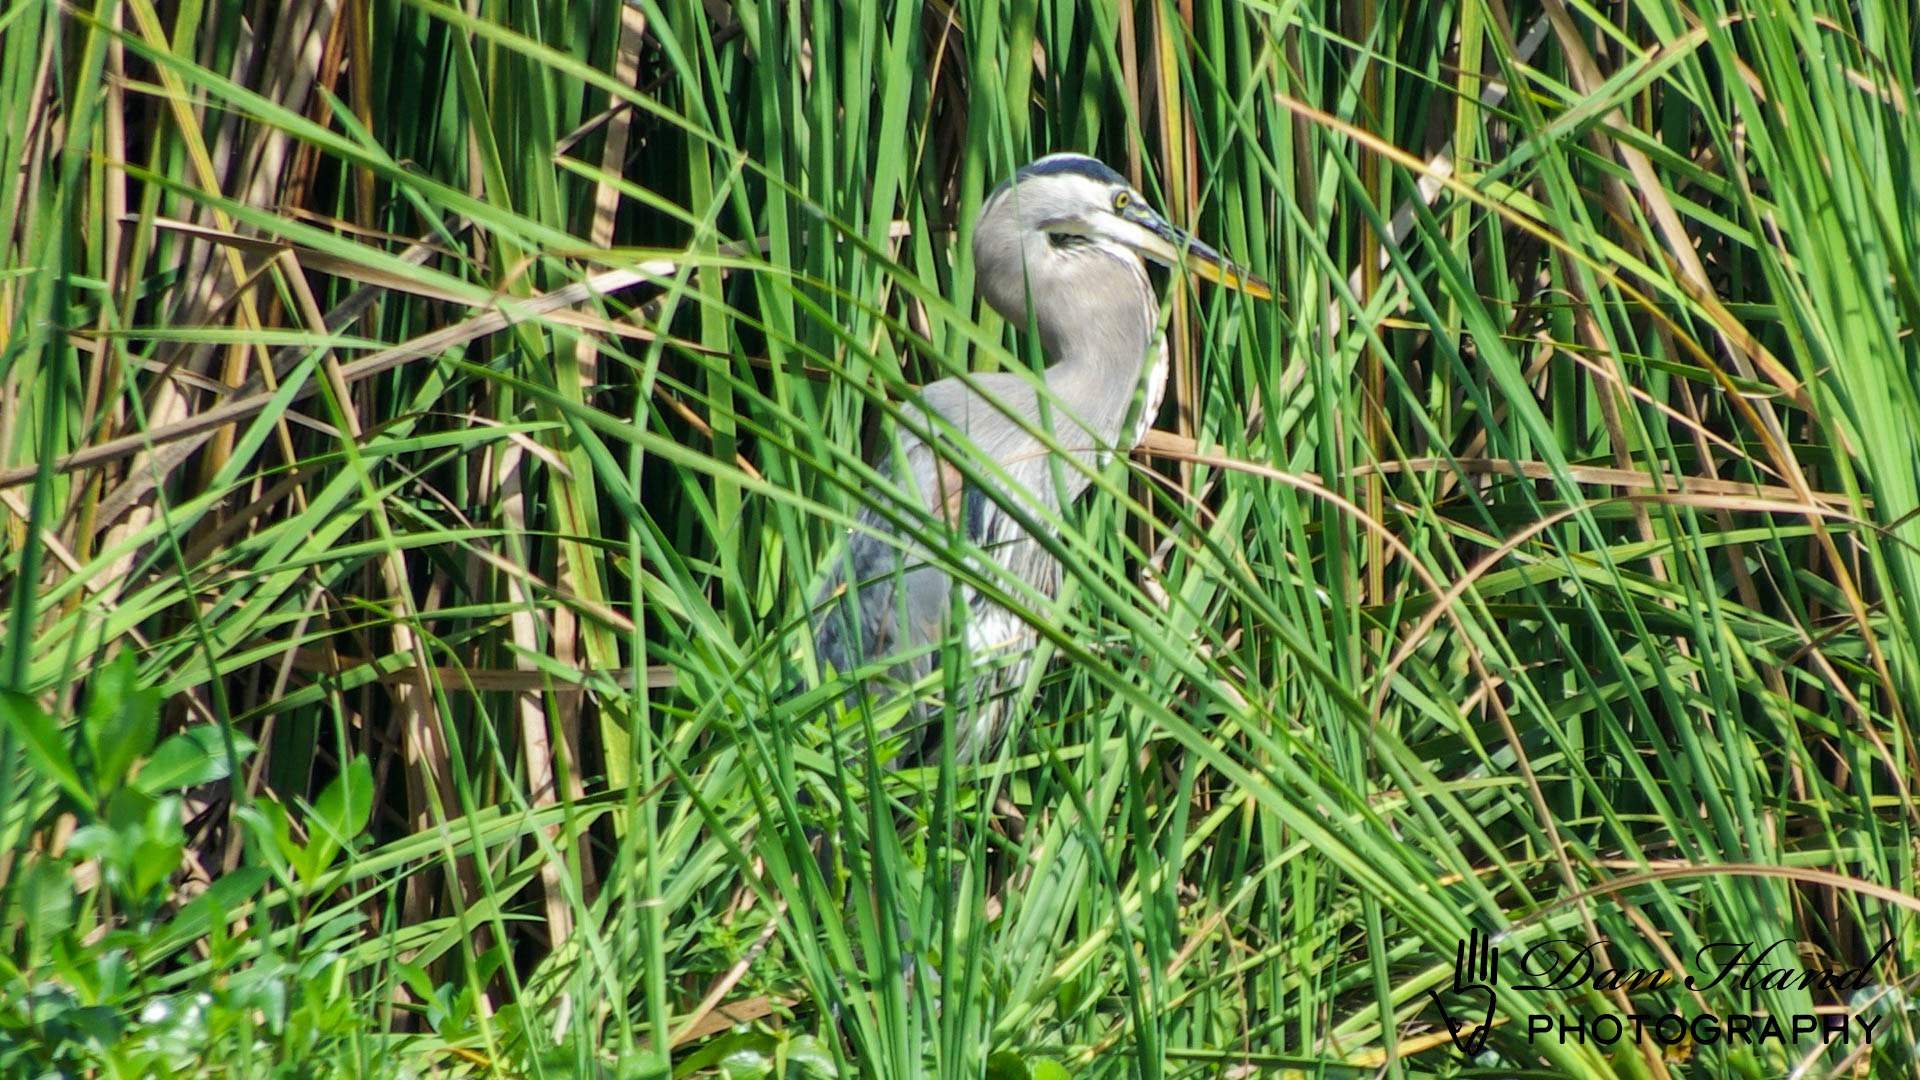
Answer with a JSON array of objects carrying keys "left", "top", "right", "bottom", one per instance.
[
  {"left": 1427, "top": 929, "right": 1500, "bottom": 1057},
  {"left": 1428, "top": 932, "right": 1893, "bottom": 1057}
]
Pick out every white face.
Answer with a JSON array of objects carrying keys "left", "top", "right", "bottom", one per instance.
[
  {"left": 987, "top": 165, "right": 1177, "bottom": 266},
  {"left": 976, "top": 154, "right": 1270, "bottom": 299}
]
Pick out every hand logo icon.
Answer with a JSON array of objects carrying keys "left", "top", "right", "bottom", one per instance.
[{"left": 1429, "top": 928, "right": 1498, "bottom": 1057}]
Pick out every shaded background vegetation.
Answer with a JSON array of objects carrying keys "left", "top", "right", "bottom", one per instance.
[{"left": 1, "top": 0, "right": 1917, "bottom": 1075}]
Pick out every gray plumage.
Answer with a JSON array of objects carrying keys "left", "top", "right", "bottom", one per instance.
[{"left": 812, "top": 153, "right": 1266, "bottom": 760}]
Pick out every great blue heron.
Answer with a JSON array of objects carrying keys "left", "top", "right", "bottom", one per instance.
[{"left": 814, "top": 153, "right": 1269, "bottom": 760}]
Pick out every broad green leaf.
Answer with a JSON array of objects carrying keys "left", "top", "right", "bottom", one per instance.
[
  {"left": 2, "top": 691, "right": 90, "bottom": 808},
  {"left": 18, "top": 857, "right": 74, "bottom": 957},
  {"left": 985, "top": 1051, "right": 1031, "bottom": 1080},
  {"left": 83, "top": 650, "right": 159, "bottom": 793},
  {"left": 137, "top": 726, "right": 257, "bottom": 794},
  {"left": 302, "top": 756, "right": 374, "bottom": 878}
]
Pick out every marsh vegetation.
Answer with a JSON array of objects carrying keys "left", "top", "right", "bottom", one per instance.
[{"left": 1, "top": 0, "right": 1917, "bottom": 1076}]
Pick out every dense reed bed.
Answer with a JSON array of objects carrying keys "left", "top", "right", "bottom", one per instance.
[{"left": 1, "top": 0, "right": 1916, "bottom": 1075}]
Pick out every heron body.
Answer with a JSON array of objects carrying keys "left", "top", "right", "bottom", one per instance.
[{"left": 814, "top": 153, "right": 1267, "bottom": 760}]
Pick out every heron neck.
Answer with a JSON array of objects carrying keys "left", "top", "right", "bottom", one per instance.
[
  {"left": 1047, "top": 342, "right": 1157, "bottom": 451},
  {"left": 1040, "top": 260, "right": 1160, "bottom": 451}
]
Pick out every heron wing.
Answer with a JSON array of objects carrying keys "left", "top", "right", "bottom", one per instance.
[
  {"left": 812, "top": 376, "right": 1029, "bottom": 673},
  {"left": 812, "top": 375, "right": 1074, "bottom": 758},
  {"left": 812, "top": 433, "right": 951, "bottom": 683}
]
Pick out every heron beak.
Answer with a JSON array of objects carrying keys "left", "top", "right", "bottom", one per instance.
[{"left": 1123, "top": 204, "right": 1273, "bottom": 300}]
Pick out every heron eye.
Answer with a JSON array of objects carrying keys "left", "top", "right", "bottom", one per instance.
[{"left": 1113, "top": 191, "right": 1131, "bottom": 211}]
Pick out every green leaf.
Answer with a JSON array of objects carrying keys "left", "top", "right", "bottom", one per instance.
[
  {"left": 237, "top": 798, "right": 300, "bottom": 884},
  {"left": 142, "top": 866, "right": 268, "bottom": 963},
  {"left": 0, "top": 691, "right": 89, "bottom": 808},
  {"left": 128, "top": 796, "right": 186, "bottom": 902},
  {"left": 138, "top": 725, "right": 256, "bottom": 794},
  {"left": 83, "top": 650, "right": 159, "bottom": 793},
  {"left": 782, "top": 1035, "right": 838, "bottom": 1078},
  {"left": 675, "top": 1031, "right": 778, "bottom": 1079},
  {"left": 394, "top": 961, "right": 437, "bottom": 1006},
  {"left": 302, "top": 756, "right": 374, "bottom": 877},
  {"left": 718, "top": 1047, "right": 774, "bottom": 1080},
  {"left": 18, "top": 858, "right": 74, "bottom": 957},
  {"left": 985, "top": 1051, "right": 1030, "bottom": 1080},
  {"left": 103, "top": 785, "right": 156, "bottom": 834}
]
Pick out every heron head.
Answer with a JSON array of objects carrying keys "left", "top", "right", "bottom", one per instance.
[{"left": 972, "top": 153, "right": 1272, "bottom": 325}]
